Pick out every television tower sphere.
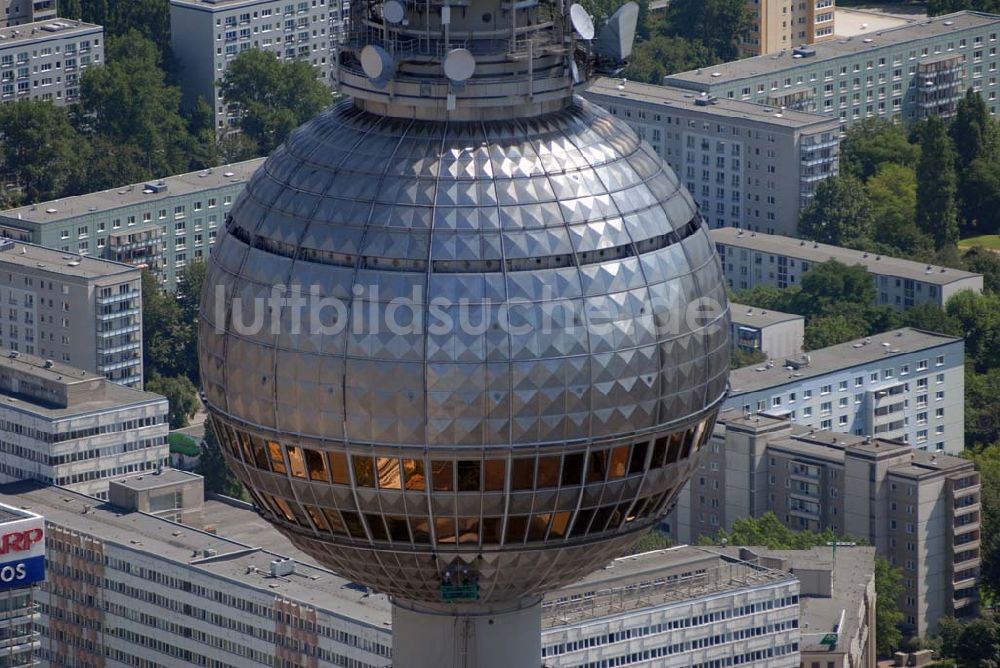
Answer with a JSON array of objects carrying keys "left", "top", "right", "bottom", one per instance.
[{"left": 199, "top": 1, "right": 729, "bottom": 664}]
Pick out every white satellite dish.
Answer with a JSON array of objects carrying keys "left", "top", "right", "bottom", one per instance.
[
  {"left": 569, "top": 4, "right": 595, "bottom": 40},
  {"left": 382, "top": 0, "right": 405, "bottom": 24},
  {"left": 443, "top": 48, "right": 476, "bottom": 82},
  {"left": 360, "top": 44, "right": 396, "bottom": 86}
]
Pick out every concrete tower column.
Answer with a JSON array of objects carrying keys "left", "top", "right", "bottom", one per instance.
[{"left": 391, "top": 598, "right": 543, "bottom": 668}]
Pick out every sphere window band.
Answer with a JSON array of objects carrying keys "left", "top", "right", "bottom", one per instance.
[{"left": 210, "top": 413, "right": 714, "bottom": 550}]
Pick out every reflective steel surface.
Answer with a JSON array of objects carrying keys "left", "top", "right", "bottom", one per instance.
[{"left": 199, "top": 97, "right": 730, "bottom": 603}]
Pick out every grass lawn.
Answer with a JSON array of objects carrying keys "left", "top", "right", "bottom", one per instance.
[
  {"left": 168, "top": 432, "right": 201, "bottom": 457},
  {"left": 959, "top": 235, "right": 1000, "bottom": 250}
]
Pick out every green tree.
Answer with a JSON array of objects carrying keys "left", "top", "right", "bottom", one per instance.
[
  {"left": 58, "top": 0, "right": 83, "bottom": 18},
  {"left": 0, "top": 101, "right": 88, "bottom": 203},
  {"left": 804, "top": 314, "right": 867, "bottom": 350},
  {"left": 663, "top": 0, "right": 750, "bottom": 61},
  {"left": 219, "top": 49, "right": 332, "bottom": 153},
  {"left": 623, "top": 34, "right": 713, "bottom": 84},
  {"left": 840, "top": 117, "right": 920, "bottom": 181},
  {"left": 146, "top": 374, "right": 199, "bottom": 429},
  {"left": 701, "top": 511, "right": 840, "bottom": 548},
  {"left": 794, "top": 260, "right": 876, "bottom": 316},
  {"left": 866, "top": 163, "right": 933, "bottom": 256},
  {"left": 875, "top": 554, "right": 905, "bottom": 657},
  {"left": 80, "top": 31, "right": 202, "bottom": 179},
  {"left": 730, "top": 285, "right": 798, "bottom": 314},
  {"left": 731, "top": 347, "right": 768, "bottom": 369},
  {"left": 961, "top": 154, "right": 1000, "bottom": 236},
  {"left": 177, "top": 258, "right": 208, "bottom": 325},
  {"left": 916, "top": 117, "right": 960, "bottom": 249},
  {"left": 141, "top": 270, "right": 194, "bottom": 381},
  {"left": 630, "top": 530, "right": 672, "bottom": 553},
  {"left": 963, "top": 246, "right": 1000, "bottom": 294},
  {"left": 900, "top": 302, "right": 962, "bottom": 337},
  {"left": 946, "top": 290, "right": 1000, "bottom": 372},
  {"left": 798, "top": 175, "right": 874, "bottom": 249},
  {"left": 952, "top": 88, "right": 994, "bottom": 171},
  {"left": 194, "top": 420, "right": 246, "bottom": 498},
  {"left": 966, "top": 368, "right": 1000, "bottom": 451}
]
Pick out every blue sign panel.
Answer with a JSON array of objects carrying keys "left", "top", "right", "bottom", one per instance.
[{"left": 0, "top": 555, "right": 45, "bottom": 590}]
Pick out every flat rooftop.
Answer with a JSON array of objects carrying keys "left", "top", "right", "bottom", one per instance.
[
  {"left": 0, "top": 501, "right": 41, "bottom": 524},
  {"left": 0, "top": 159, "right": 264, "bottom": 225},
  {"left": 0, "top": 19, "right": 100, "bottom": 46},
  {"left": 711, "top": 227, "right": 983, "bottom": 286},
  {"left": 110, "top": 469, "right": 203, "bottom": 492},
  {"left": 666, "top": 11, "right": 1000, "bottom": 88},
  {"left": 729, "top": 327, "right": 961, "bottom": 395},
  {"left": 887, "top": 448, "right": 974, "bottom": 478},
  {"left": 586, "top": 78, "right": 839, "bottom": 130},
  {"left": 171, "top": 0, "right": 289, "bottom": 9},
  {"left": 835, "top": 7, "right": 917, "bottom": 38},
  {"left": 729, "top": 302, "right": 804, "bottom": 329},
  {"left": 0, "top": 239, "right": 137, "bottom": 281}
]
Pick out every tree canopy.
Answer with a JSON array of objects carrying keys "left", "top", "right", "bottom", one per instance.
[
  {"left": 915, "top": 117, "right": 960, "bottom": 249},
  {"left": 0, "top": 101, "right": 88, "bottom": 204},
  {"left": 195, "top": 420, "right": 247, "bottom": 499},
  {"left": 146, "top": 374, "right": 200, "bottom": 429},
  {"left": 840, "top": 118, "right": 921, "bottom": 181},
  {"left": 798, "top": 175, "right": 874, "bottom": 249}
]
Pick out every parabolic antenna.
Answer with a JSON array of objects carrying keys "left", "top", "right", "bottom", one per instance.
[
  {"left": 443, "top": 48, "right": 477, "bottom": 82},
  {"left": 594, "top": 1, "right": 639, "bottom": 61},
  {"left": 569, "top": 3, "right": 595, "bottom": 40},
  {"left": 360, "top": 44, "right": 396, "bottom": 86},
  {"left": 382, "top": 0, "right": 405, "bottom": 24}
]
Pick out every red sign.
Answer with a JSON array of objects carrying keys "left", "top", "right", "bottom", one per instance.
[{"left": 0, "top": 528, "right": 43, "bottom": 556}]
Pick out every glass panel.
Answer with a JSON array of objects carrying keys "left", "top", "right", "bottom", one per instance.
[
  {"left": 681, "top": 428, "right": 696, "bottom": 459},
  {"left": 550, "top": 511, "right": 571, "bottom": 538},
  {"left": 410, "top": 517, "right": 432, "bottom": 543},
  {"left": 329, "top": 452, "right": 351, "bottom": 484},
  {"left": 304, "top": 448, "right": 328, "bottom": 482},
  {"left": 481, "top": 517, "right": 503, "bottom": 543},
  {"left": 629, "top": 442, "right": 648, "bottom": 475},
  {"left": 322, "top": 508, "right": 348, "bottom": 535},
  {"left": 435, "top": 517, "right": 457, "bottom": 543},
  {"left": 457, "top": 461, "right": 481, "bottom": 492},
  {"left": 505, "top": 515, "right": 528, "bottom": 544},
  {"left": 305, "top": 505, "right": 329, "bottom": 531},
  {"left": 570, "top": 508, "right": 594, "bottom": 537},
  {"left": 527, "top": 513, "right": 551, "bottom": 541},
  {"left": 287, "top": 446, "right": 307, "bottom": 478},
  {"left": 403, "top": 459, "right": 426, "bottom": 490},
  {"left": 341, "top": 511, "right": 366, "bottom": 539},
  {"left": 271, "top": 495, "right": 296, "bottom": 523},
  {"left": 666, "top": 431, "right": 684, "bottom": 464},
  {"left": 353, "top": 456, "right": 376, "bottom": 487},
  {"left": 239, "top": 432, "right": 256, "bottom": 467},
  {"left": 365, "top": 514, "right": 389, "bottom": 541},
  {"left": 458, "top": 517, "right": 480, "bottom": 544},
  {"left": 267, "top": 441, "right": 287, "bottom": 474},
  {"left": 561, "top": 453, "right": 584, "bottom": 486},
  {"left": 590, "top": 505, "right": 615, "bottom": 533},
  {"left": 377, "top": 458, "right": 402, "bottom": 489},
  {"left": 511, "top": 458, "right": 535, "bottom": 490},
  {"left": 252, "top": 436, "right": 270, "bottom": 471},
  {"left": 651, "top": 436, "right": 668, "bottom": 468},
  {"left": 536, "top": 456, "right": 561, "bottom": 488},
  {"left": 386, "top": 516, "right": 411, "bottom": 542},
  {"left": 484, "top": 459, "right": 506, "bottom": 491},
  {"left": 587, "top": 450, "right": 608, "bottom": 483},
  {"left": 431, "top": 461, "right": 454, "bottom": 491},
  {"left": 609, "top": 446, "right": 630, "bottom": 479}
]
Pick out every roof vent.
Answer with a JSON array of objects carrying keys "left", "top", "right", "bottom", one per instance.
[
  {"left": 223, "top": 171, "right": 235, "bottom": 177},
  {"left": 694, "top": 94, "right": 719, "bottom": 106},
  {"left": 792, "top": 45, "right": 816, "bottom": 58},
  {"left": 143, "top": 182, "right": 168, "bottom": 194},
  {"left": 270, "top": 558, "right": 296, "bottom": 577},
  {"left": 863, "top": 38, "right": 874, "bottom": 43},
  {"left": 943, "top": 20, "right": 954, "bottom": 26},
  {"left": 43, "top": 359, "right": 54, "bottom": 368},
  {"left": 45, "top": 208, "right": 57, "bottom": 214}
]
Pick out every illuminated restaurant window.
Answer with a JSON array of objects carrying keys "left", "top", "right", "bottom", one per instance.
[
  {"left": 353, "top": 456, "right": 376, "bottom": 487},
  {"left": 329, "top": 452, "right": 351, "bottom": 484},
  {"left": 403, "top": 459, "right": 426, "bottom": 490},
  {"left": 377, "top": 457, "right": 402, "bottom": 489},
  {"left": 287, "top": 445, "right": 307, "bottom": 478},
  {"left": 304, "top": 448, "right": 328, "bottom": 482},
  {"left": 267, "top": 441, "right": 287, "bottom": 474}
]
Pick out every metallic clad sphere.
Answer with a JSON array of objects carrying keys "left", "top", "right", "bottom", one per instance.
[{"left": 199, "top": 97, "right": 730, "bottom": 605}]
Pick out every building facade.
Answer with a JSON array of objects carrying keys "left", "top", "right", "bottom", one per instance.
[
  {"left": 741, "top": 0, "right": 836, "bottom": 57},
  {"left": 0, "top": 18, "right": 102, "bottom": 106},
  {"left": 0, "top": 0, "right": 54, "bottom": 26},
  {"left": 169, "top": 0, "right": 340, "bottom": 132},
  {"left": 726, "top": 328, "right": 966, "bottom": 454},
  {"left": 0, "top": 240, "right": 142, "bottom": 387},
  {"left": 665, "top": 11, "right": 1000, "bottom": 130},
  {"left": 585, "top": 78, "right": 840, "bottom": 236},
  {"left": 666, "top": 412, "right": 980, "bottom": 637},
  {"left": 0, "top": 503, "right": 45, "bottom": 668},
  {"left": 713, "top": 227, "right": 984, "bottom": 309},
  {"left": 0, "top": 351, "right": 168, "bottom": 500},
  {"left": 729, "top": 302, "right": 805, "bottom": 359},
  {"left": 0, "top": 160, "right": 262, "bottom": 287}
]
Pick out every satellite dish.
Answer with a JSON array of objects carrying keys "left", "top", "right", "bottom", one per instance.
[
  {"left": 570, "top": 59, "right": 582, "bottom": 83},
  {"left": 594, "top": 1, "right": 639, "bottom": 64},
  {"left": 569, "top": 4, "right": 595, "bottom": 40},
  {"left": 382, "top": 0, "right": 405, "bottom": 24},
  {"left": 360, "top": 44, "right": 396, "bottom": 87},
  {"left": 443, "top": 48, "right": 476, "bottom": 82}
]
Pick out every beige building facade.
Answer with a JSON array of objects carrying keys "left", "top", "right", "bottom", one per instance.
[{"left": 741, "top": 0, "right": 836, "bottom": 56}]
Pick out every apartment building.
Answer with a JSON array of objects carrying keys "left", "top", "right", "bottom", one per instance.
[
  {"left": 726, "top": 327, "right": 965, "bottom": 454},
  {"left": 665, "top": 11, "right": 1000, "bottom": 130},
  {"left": 717, "top": 546, "right": 877, "bottom": 668},
  {"left": 741, "top": 0, "right": 836, "bottom": 56},
  {"left": 0, "top": 159, "right": 262, "bottom": 287},
  {"left": 585, "top": 78, "right": 840, "bottom": 236},
  {"left": 0, "top": 350, "right": 168, "bottom": 500},
  {"left": 730, "top": 302, "right": 805, "bottom": 359},
  {"left": 0, "top": 18, "right": 102, "bottom": 106},
  {"left": 0, "top": 240, "right": 142, "bottom": 387},
  {"left": 0, "top": 503, "right": 44, "bottom": 668},
  {"left": 713, "top": 227, "right": 984, "bottom": 309},
  {"left": 0, "top": 0, "right": 54, "bottom": 26},
  {"left": 170, "top": 0, "right": 340, "bottom": 132},
  {"left": 0, "top": 480, "right": 809, "bottom": 668},
  {"left": 666, "top": 411, "right": 980, "bottom": 636}
]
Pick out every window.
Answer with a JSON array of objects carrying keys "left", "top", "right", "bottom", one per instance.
[
  {"left": 918, "top": 359, "right": 928, "bottom": 371},
  {"left": 936, "top": 355, "right": 945, "bottom": 366}
]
